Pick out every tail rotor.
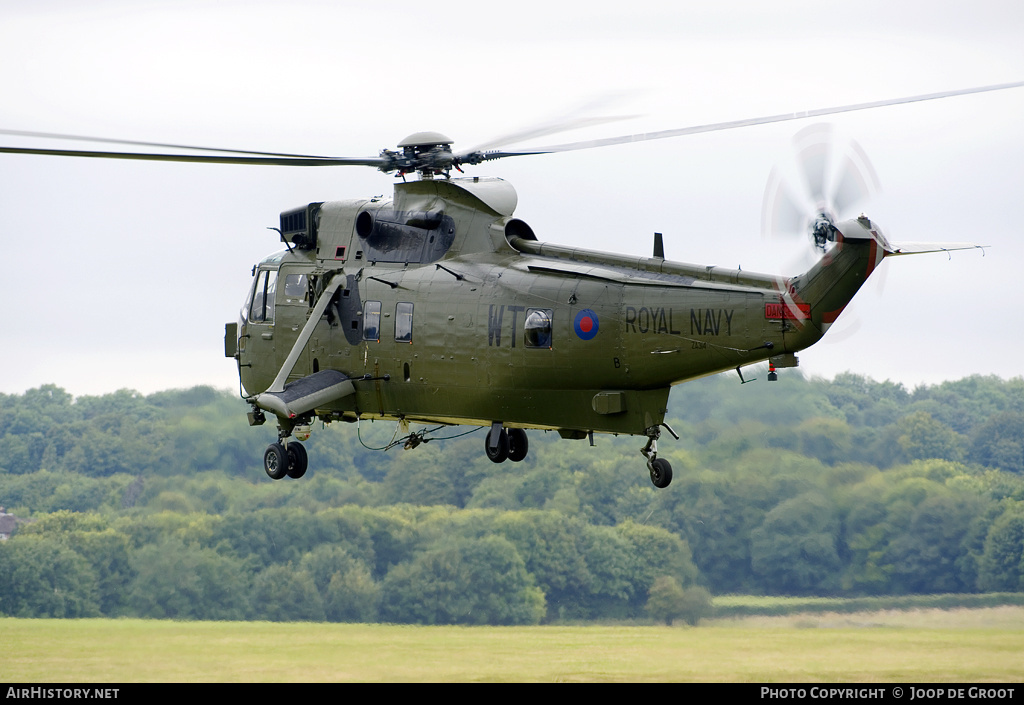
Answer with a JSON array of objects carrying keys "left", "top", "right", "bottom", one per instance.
[
  {"left": 761, "top": 124, "right": 888, "bottom": 341},
  {"left": 761, "top": 123, "right": 881, "bottom": 260}
]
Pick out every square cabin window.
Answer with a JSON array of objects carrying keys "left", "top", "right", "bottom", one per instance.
[
  {"left": 363, "top": 300, "right": 381, "bottom": 342},
  {"left": 395, "top": 302, "right": 414, "bottom": 343}
]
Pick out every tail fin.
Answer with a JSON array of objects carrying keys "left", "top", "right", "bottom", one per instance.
[
  {"left": 786, "top": 215, "right": 985, "bottom": 341},
  {"left": 784, "top": 215, "right": 887, "bottom": 338}
]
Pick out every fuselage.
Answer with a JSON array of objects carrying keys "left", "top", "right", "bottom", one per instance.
[{"left": 232, "top": 177, "right": 876, "bottom": 438}]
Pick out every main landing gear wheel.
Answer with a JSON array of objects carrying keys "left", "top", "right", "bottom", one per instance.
[
  {"left": 264, "top": 443, "right": 288, "bottom": 480},
  {"left": 648, "top": 457, "right": 673, "bottom": 489},
  {"left": 485, "top": 425, "right": 509, "bottom": 463},
  {"left": 286, "top": 442, "right": 308, "bottom": 479},
  {"left": 507, "top": 428, "right": 529, "bottom": 462}
]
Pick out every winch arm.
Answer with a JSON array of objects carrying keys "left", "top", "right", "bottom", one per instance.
[{"left": 267, "top": 277, "right": 344, "bottom": 394}]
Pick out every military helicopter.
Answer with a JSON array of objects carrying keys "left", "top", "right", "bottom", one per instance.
[{"left": 2, "top": 81, "right": 1019, "bottom": 488}]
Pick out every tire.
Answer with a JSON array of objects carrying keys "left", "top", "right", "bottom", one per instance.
[
  {"left": 286, "top": 442, "right": 308, "bottom": 479},
  {"left": 264, "top": 443, "right": 288, "bottom": 480},
  {"left": 507, "top": 428, "right": 529, "bottom": 462},
  {"left": 649, "top": 457, "right": 673, "bottom": 489},
  {"left": 484, "top": 427, "right": 509, "bottom": 463}
]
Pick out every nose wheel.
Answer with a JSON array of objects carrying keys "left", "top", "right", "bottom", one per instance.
[
  {"left": 263, "top": 440, "right": 308, "bottom": 480},
  {"left": 285, "top": 442, "right": 308, "bottom": 478},
  {"left": 264, "top": 443, "right": 288, "bottom": 480}
]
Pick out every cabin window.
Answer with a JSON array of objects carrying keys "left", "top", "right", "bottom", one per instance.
[
  {"left": 395, "top": 302, "right": 414, "bottom": 343},
  {"left": 283, "top": 273, "right": 307, "bottom": 304},
  {"left": 524, "top": 308, "right": 553, "bottom": 348},
  {"left": 363, "top": 300, "right": 381, "bottom": 342},
  {"left": 249, "top": 269, "right": 277, "bottom": 323}
]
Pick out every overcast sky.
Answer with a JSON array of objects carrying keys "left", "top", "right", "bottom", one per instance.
[{"left": 1, "top": 0, "right": 1021, "bottom": 398}]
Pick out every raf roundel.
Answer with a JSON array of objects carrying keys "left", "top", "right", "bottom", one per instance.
[{"left": 574, "top": 309, "right": 600, "bottom": 341}]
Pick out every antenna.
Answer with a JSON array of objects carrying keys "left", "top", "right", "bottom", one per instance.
[{"left": 653, "top": 232, "right": 665, "bottom": 259}]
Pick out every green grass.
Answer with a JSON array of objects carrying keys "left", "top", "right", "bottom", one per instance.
[
  {"left": 712, "top": 593, "right": 1024, "bottom": 617},
  {"left": 3, "top": 608, "right": 1023, "bottom": 682}
]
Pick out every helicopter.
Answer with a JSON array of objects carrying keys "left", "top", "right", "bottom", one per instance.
[{"left": 2, "top": 81, "right": 1018, "bottom": 488}]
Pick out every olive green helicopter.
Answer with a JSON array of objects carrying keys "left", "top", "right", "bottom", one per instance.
[{"left": 3, "top": 81, "right": 1019, "bottom": 488}]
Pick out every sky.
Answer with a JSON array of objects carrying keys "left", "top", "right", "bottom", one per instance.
[{"left": 1, "top": 0, "right": 1022, "bottom": 398}]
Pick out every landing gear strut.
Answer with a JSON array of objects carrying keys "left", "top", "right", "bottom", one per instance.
[{"left": 641, "top": 425, "right": 674, "bottom": 489}]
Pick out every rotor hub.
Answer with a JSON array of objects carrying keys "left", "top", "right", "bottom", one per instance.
[
  {"left": 810, "top": 213, "right": 838, "bottom": 249},
  {"left": 381, "top": 132, "right": 457, "bottom": 178},
  {"left": 396, "top": 131, "right": 453, "bottom": 149}
]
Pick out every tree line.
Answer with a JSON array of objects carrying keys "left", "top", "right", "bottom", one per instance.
[
  {"left": 0, "top": 507, "right": 700, "bottom": 624},
  {"left": 0, "top": 371, "right": 1022, "bottom": 623}
]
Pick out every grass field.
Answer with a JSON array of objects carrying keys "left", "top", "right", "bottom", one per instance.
[{"left": 3, "top": 608, "right": 1023, "bottom": 683}]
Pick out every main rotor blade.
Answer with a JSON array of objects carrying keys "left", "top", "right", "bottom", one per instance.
[
  {"left": 831, "top": 140, "right": 879, "bottom": 217},
  {"left": 0, "top": 129, "right": 333, "bottom": 159},
  {"left": 793, "top": 124, "right": 833, "bottom": 207},
  {"left": 457, "top": 90, "right": 644, "bottom": 156},
  {"left": 761, "top": 166, "right": 810, "bottom": 241},
  {"left": 0, "top": 145, "right": 384, "bottom": 167},
  {"left": 480, "top": 80, "right": 1024, "bottom": 159},
  {"left": 456, "top": 114, "right": 639, "bottom": 157}
]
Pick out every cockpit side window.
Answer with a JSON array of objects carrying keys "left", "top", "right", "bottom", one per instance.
[
  {"left": 249, "top": 269, "right": 278, "bottom": 323},
  {"left": 241, "top": 277, "right": 256, "bottom": 323}
]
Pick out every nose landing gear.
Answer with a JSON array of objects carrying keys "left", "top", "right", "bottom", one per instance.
[
  {"left": 263, "top": 418, "right": 310, "bottom": 480},
  {"left": 263, "top": 440, "right": 309, "bottom": 479}
]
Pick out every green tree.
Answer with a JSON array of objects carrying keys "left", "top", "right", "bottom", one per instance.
[
  {"left": 666, "top": 470, "right": 764, "bottom": 593},
  {"left": 977, "top": 502, "right": 1024, "bottom": 591},
  {"left": 677, "top": 585, "right": 713, "bottom": 626},
  {"left": 897, "top": 411, "right": 966, "bottom": 462},
  {"left": 882, "top": 491, "right": 982, "bottom": 594},
  {"left": 797, "top": 417, "right": 852, "bottom": 465},
  {"left": 970, "top": 412, "right": 1024, "bottom": 474},
  {"left": 324, "top": 563, "right": 381, "bottom": 623},
  {"left": 210, "top": 507, "right": 339, "bottom": 569},
  {"left": 645, "top": 575, "right": 687, "bottom": 625},
  {"left": 491, "top": 511, "right": 591, "bottom": 619},
  {"left": 127, "top": 538, "right": 250, "bottom": 620},
  {"left": 299, "top": 545, "right": 381, "bottom": 622},
  {"left": 751, "top": 491, "right": 841, "bottom": 594},
  {"left": 0, "top": 536, "right": 100, "bottom": 617},
  {"left": 251, "top": 564, "right": 325, "bottom": 622},
  {"left": 379, "top": 535, "right": 545, "bottom": 625},
  {"left": 616, "top": 520, "right": 701, "bottom": 612},
  {"left": 573, "top": 524, "right": 634, "bottom": 618},
  {"left": 65, "top": 527, "right": 135, "bottom": 615}
]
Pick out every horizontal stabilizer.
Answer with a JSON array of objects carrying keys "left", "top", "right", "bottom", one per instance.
[
  {"left": 255, "top": 370, "right": 355, "bottom": 420},
  {"left": 885, "top": 241, "right": 988, "bottom": 256}
]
